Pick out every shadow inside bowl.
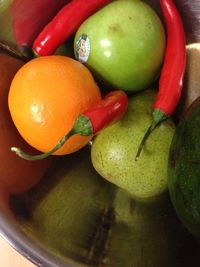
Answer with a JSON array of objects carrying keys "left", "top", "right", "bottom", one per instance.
[{"left": 0, "top": 146, "right": 197, "bottom": 267}]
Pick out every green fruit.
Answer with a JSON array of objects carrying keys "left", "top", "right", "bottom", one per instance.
[
  {"left": 74, "top": 0, "right": 165, "bottom": 92},
  {"left": 109, "top": 190, "right": 199, "bottom": 267},
  {"left": 14, "top": 147, "right": 199, "bottom": 266},
  {"left": 91, "top": 89, "right": 175, "bottom": 199},
  {"left": 19, "top": 147, "right": 116, "bottom": 262},
  {"left": 0, "top": 0, "right": 14, "bottom": 44},
  {"left": 0, "top": 0, "right": 12, "bottom": 13},
  {"left": 168, "top": 97, "right": 200, "bottom": 238}
]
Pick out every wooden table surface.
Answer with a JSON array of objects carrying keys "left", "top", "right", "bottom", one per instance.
[{"left": 0, "top": 235, "right": 36, "bottom": 267}]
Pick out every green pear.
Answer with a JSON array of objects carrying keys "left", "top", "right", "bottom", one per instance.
[
  {"left": 17, "top": 147, "right": 116, "bottom": 263},
  {"left": 91, "top": 89, "right": 175, "bottom": 200}
]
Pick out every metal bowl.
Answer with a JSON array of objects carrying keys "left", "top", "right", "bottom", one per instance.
[{"left": 0, "top": 1, "right": 200, "bottom": 266}]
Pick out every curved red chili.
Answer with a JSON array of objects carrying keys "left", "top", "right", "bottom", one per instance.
[
  {"left": 11, "top": 90, "right": 128, "bottom": 160},
  {"left": 135, "top": 0, "right": 186, "bottom": 160},
  {"left": 83, "top": 91, "right": 128, "bottom": 133},
  {"left": 32, "top": 0, "right": 111, "bottom": 56}
]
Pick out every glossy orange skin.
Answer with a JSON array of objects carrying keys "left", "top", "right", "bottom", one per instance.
[{"left": 8, "top": 56, "right": 101, "bottom": 155}]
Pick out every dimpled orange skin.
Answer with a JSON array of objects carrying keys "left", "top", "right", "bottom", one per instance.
[{"left": 8, "top": 56, "right": 101, "bottom": 155}]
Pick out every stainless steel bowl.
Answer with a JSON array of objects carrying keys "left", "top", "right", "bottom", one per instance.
[{"left": 0, "top": 1, "right": 200, "bottom": 266}]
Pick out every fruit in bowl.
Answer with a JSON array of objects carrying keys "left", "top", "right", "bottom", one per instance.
[
  {"left": 15, "top": 149, "right": 199, "bottom": 267},
  {"left": 0, "top": 52, "right": 52, "bottom": 220},
  {"left": 8, "top": 56, "right": 102, "bottom": 156},
  {"left": 74, "top": 0, "right": 166, "bottom": 92},
  {"left": 0, "top": 0, "right": 199, "bottom": 267},
  {"left": 91, "top": 89, "right": 175, "bottom": 200},
  {"left": 168, "top": 97, "right": 200, "bottom": 238}
]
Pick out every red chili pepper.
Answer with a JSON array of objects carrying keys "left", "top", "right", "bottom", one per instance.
[
  {"left": 11, "top": 90, "right": 128, "bottom": 161},
  {"left": 135, "top": 0, "right": 186, "bottom": 160},
  {"left": 83, "top": 91, "right": 128, "bottom": 133},
  {"left": 32, "top": 0, "right": 111, "bottom": 56}
]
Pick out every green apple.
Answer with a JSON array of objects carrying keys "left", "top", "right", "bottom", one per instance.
[{"left": 74, "top": 0, "right": 166, "bottom": 92}]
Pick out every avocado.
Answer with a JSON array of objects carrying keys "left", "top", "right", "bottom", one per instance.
[{"left": 168, "top": 97, "right": 200, "bottom": 238}]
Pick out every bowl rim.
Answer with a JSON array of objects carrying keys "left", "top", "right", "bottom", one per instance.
[{"left": 0, "top": 212, "right": 81, "bottom": 267}]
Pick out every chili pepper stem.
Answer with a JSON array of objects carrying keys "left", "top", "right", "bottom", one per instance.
[
  {"left": 135, "top": 109, "right": 168, "bottom": 161},
  {"left": 0, "top": 41, "right": 29, "bottom": 62},
  {"left": 32, "top": 49, "right": 39, "bottom": 58},
  {"left": 135, "top": 124, "right": 156, "bottom": 161},
  {"left": 11, "top": 115, "right": 93, "bottom": 161},
  {"left": 11, "top": 129, "right": 75, "bottom": 161}
]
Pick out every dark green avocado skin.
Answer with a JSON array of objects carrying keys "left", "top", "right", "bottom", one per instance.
[{"left": 168, "top": 98, "right": 200, "bottom": 238}]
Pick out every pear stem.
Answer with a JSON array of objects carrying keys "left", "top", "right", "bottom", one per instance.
[{"left": 0, "top": 41, "right": 29, "bottom": 62}]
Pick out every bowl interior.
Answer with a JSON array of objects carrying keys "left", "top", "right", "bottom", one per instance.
[{"left": 2, "top": 147, "right": 200, "bottom": 267}]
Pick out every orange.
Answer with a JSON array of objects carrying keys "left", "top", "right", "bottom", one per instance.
[{"left": 8, "top": 56, "right": 101, "bottom": 155}]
